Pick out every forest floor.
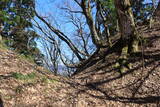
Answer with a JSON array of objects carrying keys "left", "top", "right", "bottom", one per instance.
[{"left": 0, "top": 22, "right": 160, "bottom": 107}]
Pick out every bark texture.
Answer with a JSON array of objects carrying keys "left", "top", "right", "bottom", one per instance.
[
  {"left": 114, "top": 0, "right": 139, "bottom": 73},
  {"left": 153, "top": 1, "right": 160, "bottom": 19},
  {"left": 114, "top": 0, "right": 139, "bottom": 54}
]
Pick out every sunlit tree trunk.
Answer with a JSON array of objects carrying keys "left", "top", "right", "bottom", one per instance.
[
  {"left": 114, "top": 0, "right": 139, "bottom": 54},
  {"left": 80, "top": 0, "right": 102, "bottom": 48},
  {"left": 114, "top": 0, "right": 139, "bottom": 73}
]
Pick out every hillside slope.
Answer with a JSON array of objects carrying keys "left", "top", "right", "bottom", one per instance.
[
  {"left": 0, "top": 47, "right": 73, "bottom": 106},
  {"left": 0, "top": 22, "right": 160, "bottom": 107},
  {"left": 70, "top": 23, "right": 160, "bottom": 106}
]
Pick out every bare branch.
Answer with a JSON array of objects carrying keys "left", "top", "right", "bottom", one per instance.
[
  {"left": 60, "top": 7, "right": 83, "bottom": 13},
  {"left": 35, "top": 11, "right": 84, "bottom": 61}
]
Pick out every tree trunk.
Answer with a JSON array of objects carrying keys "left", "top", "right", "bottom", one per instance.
[
  {"left": 0, "top": 96, "right": 3, "bottom": 107},
  {"left": 114, "top": 0, "right": 139, "bottom": 54},
  {"left": 114, "top": 0, "right": 139, "bottom": 73},
  {"left": 0, "top": 23, "right": 3, "bottom": 42},
  {"left": 80, "top": 0, "right": 104, "bottom": 48},
  {"left": 153, "top": 1, "right": 160, "bottom": 18},
  {"left": 150, "top": 1, "right": 160, "bottom": 28},
  {"left": 152, "top": 0, "right": 156, "bottom": 9},
  {"left": 0, "top": 35, "right": 2, "bottom": 42}
]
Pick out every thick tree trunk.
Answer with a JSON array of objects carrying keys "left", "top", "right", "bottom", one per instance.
[
  {"left": 114, "top": 0, "right": 139, "bottom": 73},
  {"left": 114, "top": 0, "right": 139, "bottom": 54}
]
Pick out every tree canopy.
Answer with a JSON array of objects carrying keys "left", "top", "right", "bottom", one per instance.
[{"left": 0, "top": 0, "right": 43, "bottom": 66}]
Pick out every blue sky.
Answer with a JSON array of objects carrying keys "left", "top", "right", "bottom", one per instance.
[
  {"left": 35, "top": 0, "right": 79, "bottom": 36},
  {"left": 34, "top": 0, "right": 158, "bottom": 72},
  {"left": 36, "top": 0, "right": 59, "bottom": 17},
  {"left": 35, "top": 0, "right": 156, "bottom": 34},
  {"left": 35, "top": 0, "right": 83, "bottom": 53},
  {"left": 34, "top": 0, "right": 158, "bottom": 56}
]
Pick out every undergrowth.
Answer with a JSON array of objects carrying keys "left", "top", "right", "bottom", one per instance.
[
  {"left": 12, "top": 72, "right": 36, "bottom": 80},
  {"left": 0, "top": 40, "right": 9, "bottom": 50}
]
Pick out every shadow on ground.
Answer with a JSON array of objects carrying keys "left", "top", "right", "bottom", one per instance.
[{"left": 67, "top": 29, "right": 160, "bottom": 106}]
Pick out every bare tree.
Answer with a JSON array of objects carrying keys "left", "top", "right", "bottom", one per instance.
[
  {"left": 60, "top": 4, "right": 93, "bottom": 57},
  {"left": 33, "top": 0, "right": 117, "bottom": 73},
  {"left": 39, "top": 37, "right": 60, "bottom": 75},
  {"left": 32, "top": 15, "right": 81, "bottom": 74}
]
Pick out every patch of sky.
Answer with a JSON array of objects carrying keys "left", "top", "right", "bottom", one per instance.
[{"left": 34, "top": 0, "right": 94, "bottom": 58}]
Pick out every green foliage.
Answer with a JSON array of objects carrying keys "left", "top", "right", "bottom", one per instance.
[
  {"left": 96, "top": 0, "right": 117, "bottom": 35},
  {"left": 0, "top": 0, "right": 40, "bottom": 62},
  {"left": 100, "top": 0, "right": 115, "bottom": 11},
  {"left": 18, "top": 46, "right": 44, "bottom": 66},
  {"left": 19, "top": 54, "right": 35, "bottom": 63},
  {"left": 12, "top": 72, "right": 36, "bottom": 80},
  {"left": 0, "top": 39, "right": 10, "bottom": 50},
  {"left": 131, "top": 0, "right": 153, "bottom": 22}
]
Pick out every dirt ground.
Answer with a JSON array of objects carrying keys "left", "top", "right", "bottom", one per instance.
[{"left": 0, "top": 23, "right": 160, "bottom": 107}]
